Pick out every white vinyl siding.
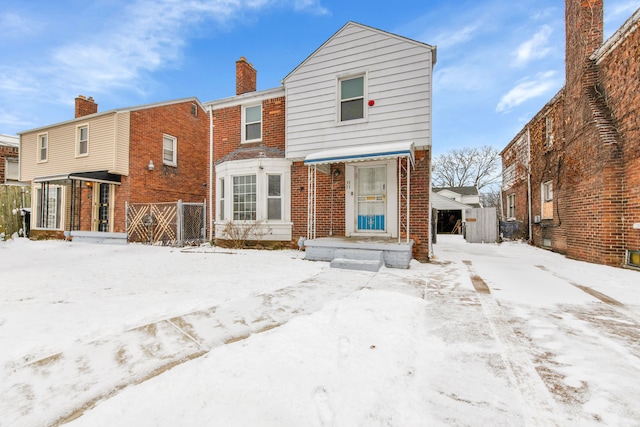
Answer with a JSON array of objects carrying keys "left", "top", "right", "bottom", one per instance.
[
  {"left": 19, "top": 112, "right": 130, "bottom": 182},
  {"left": 284, "top": 23, "right": 434, "bottom": 159}
]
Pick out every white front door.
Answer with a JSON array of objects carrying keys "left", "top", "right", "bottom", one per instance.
[{"left": 356, "top": 165, "right": 386, "bottom": 232}]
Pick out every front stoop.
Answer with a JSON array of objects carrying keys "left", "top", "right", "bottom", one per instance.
[
  {"left": 330, "top": 249, "right": 384, "bottom": 272},
  {"left": 70, "top": 231, "right": 128, "bottom": 245}
]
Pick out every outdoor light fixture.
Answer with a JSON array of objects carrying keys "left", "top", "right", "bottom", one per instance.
[
  {"left": 86, "top": 181, "right": 93, "bottom": 188},
  {"left": 148, "top": 160, "right": 154, "bottom": 171}
]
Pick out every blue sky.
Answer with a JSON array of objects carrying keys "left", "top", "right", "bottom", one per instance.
[{"left": 1, "top": 0, "right": 639, "bottom": 156}]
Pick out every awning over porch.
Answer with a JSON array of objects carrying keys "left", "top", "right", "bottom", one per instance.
[
  {"left": 33, "top": 170, "right": 122, "bottom": 185},
  {"left": 303, "top": 141, "right": 414, "bottom": 167}
]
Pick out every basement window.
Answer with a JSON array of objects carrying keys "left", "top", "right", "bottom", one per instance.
[{"left": 627, "top": 250, "right": 640, "bottom": 269}]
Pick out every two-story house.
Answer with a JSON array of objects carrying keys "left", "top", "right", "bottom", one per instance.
[
  {"left": 206, "top": 22, "right": 436, "bottom": 267},
  {"left": 501, "top": 1, "right": 640, "bottom": 269},
  {"left": 19, "top": 96, "right": 209, "bottom": 241},
  {"left": 284, "top": 22, "right": 436, "bottom": 266}
]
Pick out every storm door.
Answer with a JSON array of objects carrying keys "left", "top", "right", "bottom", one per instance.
[
  {"left": 356, "top": 165, "right": 386, "bottom": 231},
  {"left": 97, "top": 183, "right": 110, "bottom": 232}
]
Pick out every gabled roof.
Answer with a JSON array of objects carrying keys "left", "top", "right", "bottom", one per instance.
[
  {"left": 282, "top": 21, "right": 436, "bottom": 83},
  {"left": 433, "top": 186, "right": 479, "bottom": 196},
  {"left": 18, "top": 97, "right": 204, "bottom": 135},
  {"left": 431, "top": 192, "right": 473, "bottom": 210}
]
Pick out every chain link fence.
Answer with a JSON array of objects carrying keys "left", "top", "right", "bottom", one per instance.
[{"left": 126, "top": 200, "right": 206, "bottom": 246}]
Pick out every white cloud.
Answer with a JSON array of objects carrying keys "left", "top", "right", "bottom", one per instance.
[
  {"left": 433, "top": 23, "right": 481, "bottom": 50},
  {"left": 513, "top": 25, "right": 553, "bottom": 67},
  {"left": 496, "top": 71, "right": 559, "bottom": 112}
]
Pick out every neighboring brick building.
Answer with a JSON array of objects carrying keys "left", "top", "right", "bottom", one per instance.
[
  {"left": 19, "top": 96, "right": 209, "bottom": 240},
  {"left": 501, "top": 1, "right": 640, "bottom": 268},
  {"left": 0, "top": 134, "right": 20, "bottom": 184}
]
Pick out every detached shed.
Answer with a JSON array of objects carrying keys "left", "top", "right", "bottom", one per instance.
[{"left": 431, "top": 191, "right": 473, "bottom": 234}]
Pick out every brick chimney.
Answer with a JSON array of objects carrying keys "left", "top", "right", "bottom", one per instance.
[
  {"left": 236, "top": 57, "right": 257, "bottom": 95},
  {"left": 565, "top": 0, "right": 604, "bottom": 89},
  {"left": 75, "top": 95, "right": 98, "bottom": 118}
]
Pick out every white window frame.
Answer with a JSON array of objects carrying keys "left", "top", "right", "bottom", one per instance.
[
  {"left": 266, "top": 174, "right": 283, "bottom": 221},
  {"left": 76, "top": 124, "right": 89, "bottom": 157},
  {"left": 214, "top": 158, "right": 292, "bottom": 241},
  {"left": 38, "top": 133, "right": 48, "bottom": 163},
  {"left": 541, "top": 181, "right": 553, "bottom": 219},
  {"left": 337, "top": 72, "right": 367, "bottom": 124},
  {"left": 163, "top": 134, "right": 177, "bottom": 166},
  {"left": 545, "top": 115, "right": 554, "bottom": 148},
  {"left": 542, "top": 181, "right": 553, "bottom": 202},
  {"left": 232, "top": 174, "right": 257, "bottom": 221},
  {"left": 35, "top": 184, "right": 63, "bottom": 229},
  {"left": 5, "top": 157, "right": 19, "bottom": 182},
  {"left": 242, "top": 104, "right": 262, "bottom": 143},
  {"left": 218, "top": 177, "right": 225, "bottom": 221},
  {"left": 507, "top": 193, "right": 516, "bottom": 219}
]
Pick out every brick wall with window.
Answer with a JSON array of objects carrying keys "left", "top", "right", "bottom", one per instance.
[{"left": 114, "top": 100, "right": 209, "bottom": 233}]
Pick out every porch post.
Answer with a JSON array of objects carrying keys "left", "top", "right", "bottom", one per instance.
[{"left": 307, "top": 165, "right": 317, "bottom": 240}]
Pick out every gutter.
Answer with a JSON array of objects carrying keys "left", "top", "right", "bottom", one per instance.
[{"left": 208, "top": 106, "right": 214, "bottom": 242}]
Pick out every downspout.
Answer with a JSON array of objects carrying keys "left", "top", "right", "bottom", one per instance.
[
  {"left": 208, "top": 106, "right": 214, "bottom": 242},
  {"left": 526, "top": 127, "right": 532, "bottom": 243}
]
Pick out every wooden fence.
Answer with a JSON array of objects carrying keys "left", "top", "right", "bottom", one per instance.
[{"left": 0, "top": 185, "right": 31, "bottom": 239}]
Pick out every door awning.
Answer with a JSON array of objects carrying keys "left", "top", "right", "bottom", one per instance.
[
  {"left": 33, "top": 170, "right": 122, "bottom": 185},
  {"left": 304, "top": 141, "right": 414, "bottom": 167}
]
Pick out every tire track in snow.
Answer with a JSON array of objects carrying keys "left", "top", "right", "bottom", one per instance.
[
  {"left": 463, "top": 260, "right": 560, "bottom": 427},
  {"left": 1, "top": 269, "right": 378, "bottom": 427}
]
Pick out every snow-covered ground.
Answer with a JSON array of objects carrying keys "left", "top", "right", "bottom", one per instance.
[{"left": 1, "top": 235, "right": 639, "bottom": 426}]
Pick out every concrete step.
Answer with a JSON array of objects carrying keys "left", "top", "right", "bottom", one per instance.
[{"left": 330, "top": 249, "right": 384, "bottom": 272}]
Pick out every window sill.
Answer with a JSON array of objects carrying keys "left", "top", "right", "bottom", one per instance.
[{"left": 336, "top": 118, "right": 368, "bottom": 127}]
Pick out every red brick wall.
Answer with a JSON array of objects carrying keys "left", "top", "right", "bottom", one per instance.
[
  {"left": 501, "top": 134, "right": 530, "bottom": 238},
  {"left": 290, "top": 148, "right": 431, "bottom": 262},
  {"left": 597, "top": 21, "right": 640, "bottom": 257},
  {"left": 0, "top": 144, "right": 18, "bottom": 182},
  {"left": 528, "top": 95, "right": 567, "bottom": 253},
  {"left": 113, "top": 101, "right": 209, "bottom": 233},
  {"left": 410, "top": 149, "right": 431, "bottom": 261}
]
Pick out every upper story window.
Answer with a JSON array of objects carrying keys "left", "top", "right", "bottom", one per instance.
[
  {"left": 163, "top": 134, "right": 177, "bottom": 166},
  {"left": 243, "top": 104, "right": 262, "bottom": 142},
  {"left": 339, "top": 75, "right": 365, "bottom": 122},
  {"left": 77, "top": 125, "right": 89, "bottom": 156},
  {"left": 38, "top": 133, "right": 48, "bottom": 162},
  {"left": 191, "top": 103, "right": 198, "bottom": 117},
  {"left": 544, "top": 115, "right": 554, "bottom": 148}
]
